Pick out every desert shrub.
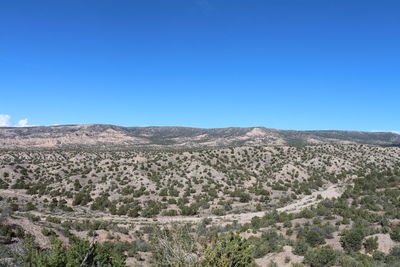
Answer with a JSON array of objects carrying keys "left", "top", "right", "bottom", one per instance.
[
  {"left": 108, "top": 204, "right": 117, "bottom": 215},
  {"left": 363, "top": 236, "right": 378, "bottom": 253},
  {"left": 72, "top": 191, "right": 92, "bottom": 206},
  {"left": 251, "top": 240, "right": 270, "bottom": 259},
  {"left": 159, "top": 188, "right": 168, "bottom": 196},
  {"left": 249, "top": 231, "right": 285, "bottom": 258},
  {"left": 250, "top": 216, "right": 263, "bottom": 229},
  {"left": 26, "top": 202, "right": 36, "bottom": 211},
  {"left": 41, "top": 228, "right": 56, "bottom": 237},
  {"left": 304, "top": 229, "right": 326, "bottom": 247},
  {"left": 141, "top": 200, "right": 162, "bottom": 217},
  {"left": 10, "top": 203, "right": 19, "bottom": 212},
  {"left": 127, "top": 206, "right": 141, "bottom": 217},
  {"left": 293, "top": 239, "right": 309, "bottom": 256},
  {"left": 286, "top": 229, "right": 294, "bottom": 236},
  {"left": 297, "top": 224, "right": 333, "bottom": 248},
  {"left": 341, "top": 217, "right": 351, "bottom": 225},
  {"left": 152, "top": 224, "right": 199, "bottom": 266},
  {"left": 167, "top": 198, "right": 177, "bottom": 205},
  {"left": 169, "top": 188, "right": 180, "bottom": 197},
  {"left": 203, "top": 231, "right": 255, "bottom": 266},
  {"left": 304, "top": 246, "right": 337, "bottom": 267},
  {"left": 0, "top": 224, "right": 20, "bottom": 244},
  {"left": 0, "top": 179, "right": 9, "bottom": 189},
  {"left": 180, "top": 203, "right": 199, "bottom": 216},
  {"left": 297, "top": 209, "right": 315, "bottom": 219},
  {"left": 46, "top": 216, "right": 61, "bottom": 224},
  {"left": 117, "top": 204, "right": 128, "bottom": 216},
  {"left": 239, "top": 193, "right": 251, "bottom": 203},
  {"left": 255, "top": 189, "right": 270, "bottom": 196},
  {"left": 340, "top": 228, "right": 365, "bottom": 253},
  {"left": 337, "top": 252, "right": 375, "bottom": 266},
  {"left": 230, "top": 190, "right": 251, "bottom": 203},
  {"left": 390, "top": 228, "right": 400, "bottom": 242},
  {"left": 90, "top": 194, "right": 111, "bottom": 211},
  {"left": 19, "top": 237, "right": 126, "bottom": 266},
  {"left": 211, "top": 208, "right": 225, "bottom": 216},
  {"left": 386, "top": 246, "right": 400, "bottom": 265},
  {"left": 73, "top": 179, "right": 82, "bottom": 191},
  {"left": 335, "top": 254, "right": 360, "bottom": 267},
  {"left": 162, "top": 209, "right": 178, "bottom": 216},
  {"left": 372, "top": 250, "right": 385, "bottom": 261}
]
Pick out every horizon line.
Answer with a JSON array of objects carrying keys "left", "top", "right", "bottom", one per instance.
[{"left": 0, "top": 123, "right": 399, "bottom": 135}]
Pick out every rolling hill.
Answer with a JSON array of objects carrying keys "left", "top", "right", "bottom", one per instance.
[{"left": 0, "top": 124, "right": 399, "bottom": 149}]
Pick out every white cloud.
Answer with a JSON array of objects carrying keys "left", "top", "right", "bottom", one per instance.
[
  {"left": 0, "top": 114, "right": 31, "bottom": 127},
  {"left": 0, "top": 114, "right": 11, "bottom": 127},
  {"left": 17, "top": 118, "right": 29, "bottom": 127}
]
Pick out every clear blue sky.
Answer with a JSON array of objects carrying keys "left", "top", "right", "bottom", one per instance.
[{"left": 0, "top": 0, "right": 399, "bottom": 132}]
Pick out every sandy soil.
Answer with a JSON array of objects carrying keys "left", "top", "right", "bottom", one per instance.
[
  {"left": 277, "top": 184, "right": 346, "bottom": 213},
  {"left": 255, "top": 245, "right": 303, "bottom": 266},
  {"left": 370, "top": 234, "right": 399, "bottom": 254}
]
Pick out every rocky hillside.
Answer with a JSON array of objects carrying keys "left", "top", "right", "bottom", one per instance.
[
  {"left": 0, "top": 124, "right": 399, "bottom": 149},
  {"left": 1, "top": 144, "right": 400, "bottom": 266}
]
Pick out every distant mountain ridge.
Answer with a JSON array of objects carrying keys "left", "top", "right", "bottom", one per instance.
[{"left": 0, "top": 124, "right": 399, "bottom": 149}]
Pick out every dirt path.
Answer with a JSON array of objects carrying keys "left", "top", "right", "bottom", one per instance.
[
  {"left": 276, "top": 183, "right": 345, "bottom": 213},
  {"left": 202, "top": 183, "right": 346, "bottom": 224},
  {"left": 16, "top": 183, "right": 347, "bottom": 226},
  {"left": 0, "top": 189, "right": 32, "bottom": 199}
]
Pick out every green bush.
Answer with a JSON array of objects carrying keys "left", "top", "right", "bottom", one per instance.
[
  {"left": 386, "top": 246, "right": 400, "bottom": 264},
  {"left": 41, "top": 228, "right": 56, "bottom": 237},
  {"left": 127, "top": 206, "right": 141, "bottom": 217},
  {"left": 249, "top": 230, "right": 286, "bottom": 259},
  {"left": 336, "top": 254, "right": 360, "bottom": 267},
  {"left": 72, "top": 191, "right": 92, "bottom": 206},
  {"left": 46, "top": 216, "right": 61, "bottom": 224},
  {"left": 180, "top": 203, "right": 199, "bottom": 216},
  {"left": 305, "top": 229, "right": 326, "bottom": 247},
  {"left": 293, "top": 239, "right": 309, "bottom": 256},
  {"left": 20, "top": 237, "right": 126, "bottom": 267},
  {"left": 141, "top": 200, "right": 162, "bottom": 217},
  {"left": 90, "top": 194, "right": 111, "bottom": 211},
  {"left": 304, "top": 246, "right": 337, "bottom": 267},
  {"left": 390, "top": 228, "right": 400, "bottom": 242},
  {"left": 363, "top": 236, "right": 378, "bottom": 253},
  {"left": 211, "top": 208, "right": 225, "bottom": 216},
  {"left": 340, "top": 228, "right": 365, "bottom": 253},
  {"left": 204, "top": 231, "right": 255, "bottom": 267},
  {"left": 372, "top": 250, "right": 385, "bottom": 261},
  {"left": 162, "top": 209, "right": 178, "bottom": 216}
]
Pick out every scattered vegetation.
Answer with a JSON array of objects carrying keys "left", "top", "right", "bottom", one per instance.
[{"left": 1, "top": 144, "right": 400, "bottom": 266}]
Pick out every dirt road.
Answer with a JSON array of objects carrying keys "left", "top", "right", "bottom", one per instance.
[{"left": 15, "top": 183, "right": 347, "bottom": 226}]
